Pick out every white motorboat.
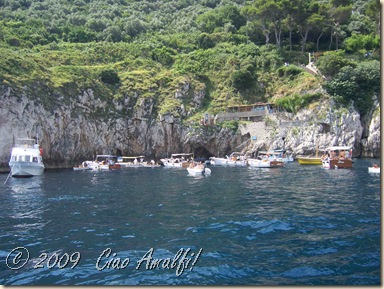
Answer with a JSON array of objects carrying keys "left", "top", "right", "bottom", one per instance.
[
  {"left": 209, "top": 157, "right": 228, "bottom": 166},
  {"left": 160, "top": 153, "right": 193, "bottom": 168},
  {"left": 258, "top": 150, "right": 293, "bottom": 163},
  {"left": 248, "top": 158, "right": 284, "bottom": 168},
  {"left": 187, "top": 163, "right": 211, "bottom": 176},
  {"left": 271, "top": 149, "right": 294, "bottom": 162},
  {"left": 8, "top": 137, "right": 45, "bottom": 177},
  {"left": 368, "top": 165, "right": 380, "bottom": 173},
  {"left": 210, "top": 152, "right": 247, "bottom": 166}
]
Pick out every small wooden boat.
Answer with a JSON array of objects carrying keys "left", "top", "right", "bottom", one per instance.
[
  {"left": 85, "top": 155, "right": 121, "bottom": 171},
  {"left": 322, "top": 146, "right": 353, "bottom": 169},
  {"left": 297, "top": 147, "right": 325, "bottom": 165},
  {"left": 297, "top": 156, "right": 322, "bottom": 165}
]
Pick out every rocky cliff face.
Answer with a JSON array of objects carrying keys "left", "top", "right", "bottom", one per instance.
[
  {"left": 0, "top": 84, "right": 380, "bottom": 171},
  {"left": 241, "top": 98, "right": 380, "bottom": 158},
  {"left": 0, "top": 84, "right": 242, "bottom": 170}
]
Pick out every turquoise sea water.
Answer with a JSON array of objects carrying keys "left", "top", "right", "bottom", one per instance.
[{"left": 0, "top": 159, "right": 380, "bottom": 285}]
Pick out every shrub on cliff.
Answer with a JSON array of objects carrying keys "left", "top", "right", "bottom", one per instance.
[
  {"left": 325, "top": 60, "right": 380, "bottom": 116},
  {"left": 274, "top": 92, "right": 322, "bottom": 114},
  {"left": 100, "top": 69, "right": 120, "bottom": 85},
  {"left": 316, "top": 50, "right": 356, "bottom": 78}
]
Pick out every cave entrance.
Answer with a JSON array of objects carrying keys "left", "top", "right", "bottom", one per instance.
[{"left": 193, "top": 146, "right": 214, "bottom": 161}]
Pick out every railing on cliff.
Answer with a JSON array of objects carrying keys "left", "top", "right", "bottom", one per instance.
[{"left": 216, "top": 109, "right": 271, "bottom": 121}]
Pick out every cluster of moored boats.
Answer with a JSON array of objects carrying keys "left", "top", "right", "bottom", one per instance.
[
  {"left": 211, "top": 150, "right": 293, "bottom": 168},
  {"left": 6, "top": 138, "right": 381, "bottom": 180},
  {"left": 73, "top": 155, "right": 161, "bottom": 171}
]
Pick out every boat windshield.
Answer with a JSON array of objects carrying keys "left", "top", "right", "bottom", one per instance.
[{"left": 15, "top": 138, "right": 36, "bottom": 148}]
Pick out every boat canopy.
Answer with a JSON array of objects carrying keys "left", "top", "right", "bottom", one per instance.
[
  {"left": 229, "top": 152, "right": 243, "bottom": 156},
  {"left": 170, "top": 153, "right": 194, "bottom": 157},
  {"left": 120, "top": 156, "right": 145, "bottom": 159},
  {"left": 271, "top": 149, "right": 286, "bottom": 153},
  {"left": 326, "top": 146, "right": 352, "bottom": 151},
  {"left": 258, "top": 151, "right": 285, "bottom": 155},
  {"left": 95, "top": 155, "right": 118, "bottom": 160}
]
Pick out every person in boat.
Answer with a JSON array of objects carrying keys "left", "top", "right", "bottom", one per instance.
[
  {"left": 321, "top": 153, "right": 327, "bottom": 160},
  {"left": 373, "top": 164, "right": 379, "bottom": 168}
]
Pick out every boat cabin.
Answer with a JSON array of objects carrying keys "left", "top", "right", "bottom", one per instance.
[{"left": 10, "top": 138, "right": 42, "bottom": 163}]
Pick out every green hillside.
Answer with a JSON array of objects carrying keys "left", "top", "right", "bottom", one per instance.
[{"left": 0, "top": 0, "right": 380, "bottom": 120}]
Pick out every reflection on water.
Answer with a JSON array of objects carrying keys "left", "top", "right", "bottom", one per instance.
[{"left": 0, "top": 159, "right": 380, "bottom": 285}]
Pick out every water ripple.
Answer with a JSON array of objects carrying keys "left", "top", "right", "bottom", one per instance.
[{"left": 0, "top": 160, "right": 380, "bottom": 285}]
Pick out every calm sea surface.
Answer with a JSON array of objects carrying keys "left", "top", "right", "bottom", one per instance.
[{"left": 0, "top": 159, "right": 380, "bottom": 285}]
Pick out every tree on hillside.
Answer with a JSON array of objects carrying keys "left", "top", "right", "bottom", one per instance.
[
  {"left": 294, "top": 0, "right": 325, "bottom": 52},
  {"left": 281, "top": 0, "right": 299, "bottom": 51},
  {"left": 196, "top": 5, "right": 245, "bottom": 34},
  {"left": 328, "top": 0, "right": 352, "bottom": 50},
  {"left": 364, "top": 0, "right": 380, "bottom": 35},
  {"left": 243, "top": 0, "right": 274, "bottom": 46}
]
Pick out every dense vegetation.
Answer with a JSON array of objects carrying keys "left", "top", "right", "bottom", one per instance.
[{"left": 0, "top": 0, "right": 380, "bottom": 120}]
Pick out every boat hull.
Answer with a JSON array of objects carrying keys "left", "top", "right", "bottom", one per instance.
[
  {"left": 248, "top": 159, "right": 271, "bottom": 168},
  {"left": 270, "top": 160, "right": 285, "bottom": 168},
  {"left": 9, "top": 161, "right": 44, "bottom": 177},
  {"left": 187, "top": 167, "right": 211, "bottom": 176},
  {"left": 210, "top": 157, "right": 227, "bottom": 166},
  {"left": 162, "top": 161, "right": 189, "bottom": 168},
  {"left": 297, "top": 157, "right": 322, "bottom": 165},
  {"left": 322, "top": 159, "right": 353, "bottom": 169},
  {"left": 8, "top": 138, "right": 45, "bottom": 177},
  {"left": 210, "top": 157, "right": 247, "bottom": 166},
  {"left": 73, "top": 167, "right": 91, "bottom": 171},
  {"left": 230, "top": 160, "right": 248, "bottom": 166},
  {"left": 85, "top": 161, "right": 121, "bottom": 171},
  {"left": 368, "top": 167, "right": 380, "bottom": 173},
  {"left": 248, "top": 159, "right": 284, "bottom": 168}
]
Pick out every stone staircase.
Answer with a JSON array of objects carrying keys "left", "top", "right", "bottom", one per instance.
[{"left": 239, "top": 121, "right": 269, "bottom": 143}]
